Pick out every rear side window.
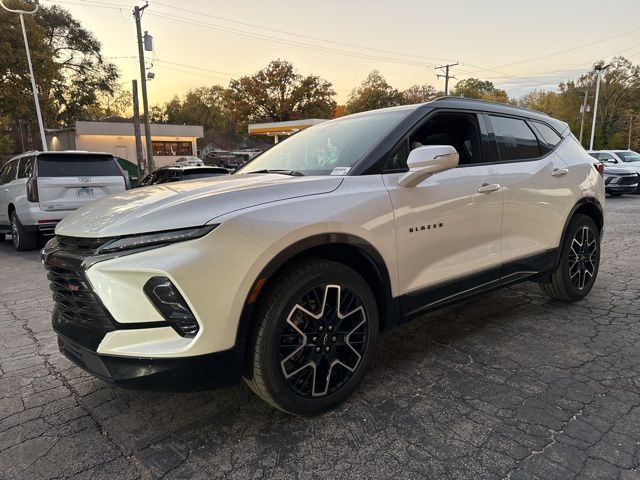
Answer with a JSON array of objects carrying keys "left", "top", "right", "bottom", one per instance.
[
  {"left": 1, "top": 160, "right": 18, "bottom": 184},
  {"left": 18, "top": 156, "right": 34, "bottom": 179},
  {"left": 37, "top": 154, "right": 120, "bottom": 177},
  {"left": 489, "top": 115, "right": 540, "bottom": 161},
  {"left": 532, "top": 121, "right": 562, "bottom": 153}
]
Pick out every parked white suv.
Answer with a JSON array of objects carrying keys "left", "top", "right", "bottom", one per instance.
[
  {"left": 43, "top": 99, "right": 604, "bottom": 415},
  {"left": 587, "top": 150, "right": 640, "bottom": 193},
  {"left": 0, "top": 151, "right": 128, "bottom": 250}
]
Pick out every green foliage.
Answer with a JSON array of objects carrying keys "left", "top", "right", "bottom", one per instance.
[
  {"left": 452, "top": 78, "right": 510, "bottom": 103},
  {"left": 0, "top": 0, "right": 119, "bottom": 133},
  {"left": 520, "top": 57, "right": 640, "bottom": 149},
  {"left": 346, "top": 71, "right": 403, "bottom": 114},
  {"left": 401, "top": 84, "right": 441, "bottom": 104},
  {"left": 225, "top": 59, "right": 336, "bottom": 123}
]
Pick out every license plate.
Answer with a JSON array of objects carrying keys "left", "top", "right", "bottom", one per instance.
[{"left": 76, "top": 187, "right": 94, "bottom": 197}]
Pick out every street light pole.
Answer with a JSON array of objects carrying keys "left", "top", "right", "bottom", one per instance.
[
  {"left": 628, "top": 114, "right": 633, "bottom": 150},
  {"left": 1, "top": 0, "right": 47, "bottom": 151},
  {"left": 133, "top": 3, "right": 154, "bottom": 172},
  {"left": 589, "top": 64, "right": 610, "bottom": 151},
  {"left": 578, "top": 89, "right": 589, "bottom": 147}
]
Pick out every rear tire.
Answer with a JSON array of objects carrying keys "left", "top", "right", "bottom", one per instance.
[
  {"left": 11, "top": 211, "right": 38, "bottom": 251},
  {"left": 538, "top": 214, "right": 600, "bottom": 302},
  {"left": 245, "top": 258, "right": 379, "bottom": 415}
]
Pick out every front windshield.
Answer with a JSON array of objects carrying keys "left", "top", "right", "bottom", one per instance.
[
  {"left": 614, "top": 151, "right": 640, "bottom": 162},
  {"left": 236, "top": 110, "right": 409, "bottom": 176}
]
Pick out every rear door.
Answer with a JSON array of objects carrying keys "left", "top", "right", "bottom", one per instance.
[
  {"left": 37, "top": 153, "right": 126, "bottom": 212},
  {"left": 486, "top": 114, "right": 574, "bottom": 272}
]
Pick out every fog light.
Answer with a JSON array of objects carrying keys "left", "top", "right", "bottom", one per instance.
[{"left": 144, "top": 277, "right": 199, "bottom": 337}]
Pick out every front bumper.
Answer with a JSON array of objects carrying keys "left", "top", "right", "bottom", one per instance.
[
  {"left": 606, "top": 185, "right": 637, "bottom": 194},
  {"left": 43, "top": 223, "right": 273, "bottom": 388},
  {"left": 56, "top": 329, "right": 244, "bottom": 390}
]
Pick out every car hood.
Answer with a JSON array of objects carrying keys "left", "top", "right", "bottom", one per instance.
[
  {"left": 604, "top": 166, "right": 638, "bottom": 175},
  {"left": 55, "top": 174, "right": 343, "bottom": 238}
]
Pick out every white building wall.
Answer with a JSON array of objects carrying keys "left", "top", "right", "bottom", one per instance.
[{"left": 74, "top": 135, "right": 198, "bottom": 168}]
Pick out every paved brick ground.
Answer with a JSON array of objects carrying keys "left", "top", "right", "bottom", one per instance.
[{"left": 1, "top": 197, "right": 640, "bottom": 480}]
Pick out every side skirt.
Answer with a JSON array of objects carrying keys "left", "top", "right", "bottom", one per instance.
[{"left": 398, "top": 248, "right": 559, "bottom": 321}]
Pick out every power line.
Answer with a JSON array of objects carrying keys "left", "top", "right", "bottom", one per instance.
[
  {"left": 463, "top": 26, "right": 640, "bottom": 76},
  {"left": 435, "top": 63, "right": 458, "bottom": 95},
  {"left": 151, "top": 0, "right": 453, "bottom": 64},
  {"left": 148, "top": 11, "right": 438, "bottom": 68}
]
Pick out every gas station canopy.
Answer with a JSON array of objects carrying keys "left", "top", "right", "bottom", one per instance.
[{"left": 248, "top": 119, "right": 327, "bottom": 142}]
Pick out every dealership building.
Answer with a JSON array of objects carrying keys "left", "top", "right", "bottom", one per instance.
[{"left": 46, "top": 120, "right": 204, "bottom": 168}]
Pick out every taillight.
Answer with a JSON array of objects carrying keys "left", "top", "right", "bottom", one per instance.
[
  {"left": 595, "top": 163, "right": 605, "bottom": 176},
  {"left": 26, "top": 177, "right": 39, "bottom": 202}
]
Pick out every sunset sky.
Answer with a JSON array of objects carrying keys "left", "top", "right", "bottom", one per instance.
[{"left": 44, "top": 0, "right": 640, "bottom": 106}]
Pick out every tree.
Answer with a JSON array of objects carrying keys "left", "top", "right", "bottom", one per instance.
[
  {"left": 518, "top": 57, "right": 640, "bottom": 149},
  {"left": 0, "top": 1, "right": 59, "bottom": 126},
  {"left": 39, "top": 4, "right": 119, "bottom": 125},
  {"left": 345, "top": 70, "right": 403, "bottom": 114},
  {"left": 452, "top": 78, "right": 510, "bottom": 103},
  {"left": 0, "top": 1, "right": 119, "bottom": 133},
  {"left": 401, "top": 84, "right": 441, "bottom": 104},
  {"left": 225, "top": 59, "right": 336, "bottom": 123}
]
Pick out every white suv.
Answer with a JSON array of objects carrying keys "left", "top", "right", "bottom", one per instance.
[
  {"left": 587, "top": 150, "right": 640, "bottom": 193},
  {"left": 0, "top": 151, "right": 128, "bottom": 250},
  {"left": 42, "top": 99, "right": 604, "bottom": 415}
]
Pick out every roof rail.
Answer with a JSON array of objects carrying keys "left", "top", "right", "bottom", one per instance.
[{"left": 433, "top": 96, "right": 550, "bottom": 116}]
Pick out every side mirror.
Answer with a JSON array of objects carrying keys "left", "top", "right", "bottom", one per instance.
[{"left": 398, "top": 145, "right": 459, "bottom": 188}]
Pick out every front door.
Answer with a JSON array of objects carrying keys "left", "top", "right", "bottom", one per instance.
[{"left": 383, "top": 110, "right": 504, "bottom": 317}]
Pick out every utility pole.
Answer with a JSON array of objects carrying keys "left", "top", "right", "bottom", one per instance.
[
  {"left": 579, "top": 89, "right": 590, "bottom": 146},
  {"left": 589, "top": 64, "right": 610, "bottom": 151},
  {"left": 628, "top": 114, "right": 633, "bottom": 150},
  {"left": 1, "top": 0, "right": 47, "bottom": 151},
  {"left": 133, "top": 3, "right": 154, "bottom": 172},
  {"left": 132, "top": 80, "right": 145, "bottom": 178},
  {"left": 435, "top": 62, "right": 458, "bottom": 96}
]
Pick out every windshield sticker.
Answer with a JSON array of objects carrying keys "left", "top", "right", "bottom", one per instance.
[{"left": 330, "top": 167, "right": 351, "bottom": 176}]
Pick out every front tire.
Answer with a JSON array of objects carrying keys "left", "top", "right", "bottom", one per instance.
[
  {"left": 11, "top": 211, "right": 38, "bottom": 251},
  {"left": 608, "top": 191, "right": 623, "bottom": 197},
  {"left": 245, "top": 259, "right": 379, "bottom": 415},
  {"left": 538, "top": 214, "right": 600, "bottom": 302}
]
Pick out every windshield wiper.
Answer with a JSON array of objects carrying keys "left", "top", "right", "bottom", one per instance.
[{"left": 245, "top": 169, "right": 305, "bottom": 176}]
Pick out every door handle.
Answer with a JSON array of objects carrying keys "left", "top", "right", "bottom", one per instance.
[
  {"left": 552, "top": 168, "right": 569, "bottom": 177},
  {"left": 478, "top": 183, "right": 501, "bottom": 193}
]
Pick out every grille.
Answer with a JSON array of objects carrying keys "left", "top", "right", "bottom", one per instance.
[
  {"left": 46, "top": 264, "right": 115, "bottom": 331},
  {"left": 56, "top": 235, "right": 111, "bottom": 253},
  {"left": 618, "top": 175, "right": 639, "bottom": 186}
]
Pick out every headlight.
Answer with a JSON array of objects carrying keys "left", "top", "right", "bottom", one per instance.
[{"left": 98, "top": 224, "right": 218, "bottom": 254}]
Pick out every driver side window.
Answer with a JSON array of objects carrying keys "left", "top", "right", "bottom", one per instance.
[
  {"left": 385, "top": 111, "right": 484, "bottom": 171},
  {"left": 598, "top": 153, "right": 617, "bottom": 164}
]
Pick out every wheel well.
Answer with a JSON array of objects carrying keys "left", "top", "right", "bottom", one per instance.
[
  {"left": 8, "top": 203, "right": 15, "bottom": 217},
  {"left": 573, "top": 200, "right": 603, "bottom": 233},
  {"left": 238, "top": 240, "right": 395, "bottom": 378}
]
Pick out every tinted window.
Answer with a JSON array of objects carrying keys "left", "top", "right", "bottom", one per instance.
[
  {"left": 385, "top": 112, "right": 483, "bottom": 170},
  {"left": 1, "top": 161, "right": 18, "bottom": 184},
  {"left": 532, "top": 122, "right": 562, "bottom": 153},
  {"left": 38, "top": 154, "right": 120, "bottom": 177},
  {"left": 181, "top": 169, "right": 228, "bottom": 180},
  {"left": 17, "top": 156, "right": 34, "bottom": 179},
  {"left": 490, "top": 116, "right": 540, "bottom": 161}
]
